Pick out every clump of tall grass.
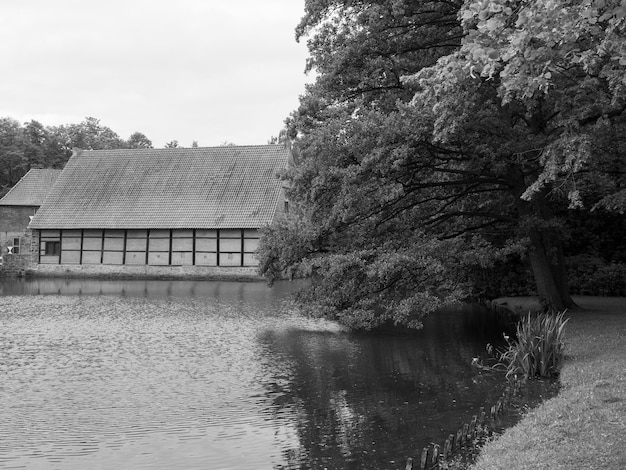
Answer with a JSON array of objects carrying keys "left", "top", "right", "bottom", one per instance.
[{"left": 498, "top": 312, "right": 569, "bottom": 381}]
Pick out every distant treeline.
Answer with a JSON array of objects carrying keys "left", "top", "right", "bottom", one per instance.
[{"left": 0, "top": 116, "right": 161, "bottom": 195}]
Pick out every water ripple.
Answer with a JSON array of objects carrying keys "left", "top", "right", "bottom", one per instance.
[{"left": 0, "top": 287, "right": 518, "bottom": 470}]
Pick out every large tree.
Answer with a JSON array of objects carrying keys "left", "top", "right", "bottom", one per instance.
[
  {"left": 258, "top": 0, "right": 626, "bottom": 328},
  {"left": 455, "top": 0, "right": 626, "bottom": 212},
  {"left": 403, "top": 0, "right": 626, "bottom": 307}
]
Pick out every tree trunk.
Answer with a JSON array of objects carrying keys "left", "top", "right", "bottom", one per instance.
[
  {"left": 527, "top": 227, "right": 576, "bottom": 311},
  {"left": 513, "top": 180, "right": 576, "bottom": 312}
]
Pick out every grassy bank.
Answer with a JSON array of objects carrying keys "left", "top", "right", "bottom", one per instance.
[{"left": 472, "top": 296, "right": 626, "bottom": 470}]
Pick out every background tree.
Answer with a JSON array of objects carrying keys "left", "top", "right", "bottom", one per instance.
[
  {"left": 268, "top": 129, "right": 290, "bottom": 145},
  {"left": 0, "top": 118, "right": 28, "bottom": 192},
  {"left": 126, "top": 132, "right": 153, "bottom": 149},
  {"left": 21, "top": 120, "right": 49, "bottom": 168},
  {"left": 50, "top": 117, "right": 126, "bottom": 155},
  {"left": 0, "top": 116, "right": 153, "bottom": 196}
]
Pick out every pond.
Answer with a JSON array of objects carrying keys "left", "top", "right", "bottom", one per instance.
[{"left": 0, "top": 279, "right": 545, "bottom": 470}]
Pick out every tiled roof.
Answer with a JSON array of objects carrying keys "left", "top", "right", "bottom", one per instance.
[
  {"left": 0, "top": 169, "right": 62, "bottom": 206},
  {"left": 29, "top": 145, "right": 289, "bottom": 229}
]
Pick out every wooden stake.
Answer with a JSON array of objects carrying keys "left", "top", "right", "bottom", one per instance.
[
  {"left": 471, "top": 415, "right": 478, "bottom": 437},
  {"left": 443, "top": 437, "right": 451, "bottom": 459},
  {"left": 420, "top": 447, "right": 429, "bottom": 470},
  {"left": 430, "top": 444, "right": 439, "bottom": 466}
]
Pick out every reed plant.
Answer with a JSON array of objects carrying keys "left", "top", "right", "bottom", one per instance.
[{"left": 498, "top": 312, "right": 569, "bottom": 381}]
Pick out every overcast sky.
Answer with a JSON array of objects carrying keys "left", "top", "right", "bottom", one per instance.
[{"left": 0, "top": 0, "right": 312, "bottom": 147}]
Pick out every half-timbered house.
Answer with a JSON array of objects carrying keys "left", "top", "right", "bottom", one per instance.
[{"left": 28, "top": 145, "right": 289, "bottom": 278}]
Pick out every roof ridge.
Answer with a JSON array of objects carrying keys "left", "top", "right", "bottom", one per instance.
[{"left": 76, "top": 144, "right": 289, "bottom": 152}]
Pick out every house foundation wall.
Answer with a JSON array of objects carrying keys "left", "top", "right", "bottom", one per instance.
[{"left": 32, "top": 263, "right": 261, "bottom": 281}]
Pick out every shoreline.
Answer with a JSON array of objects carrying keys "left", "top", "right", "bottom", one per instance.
[{"left": 471, "top": 296, "right": 626, "bottom": 469}]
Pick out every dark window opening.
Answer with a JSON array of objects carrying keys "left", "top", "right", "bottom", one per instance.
[
  {"left": 45, "top": 241, "right": 61, "bottom": 256},
  {"left": 12, "top": 237, "right": 20, "bottom": 254}
]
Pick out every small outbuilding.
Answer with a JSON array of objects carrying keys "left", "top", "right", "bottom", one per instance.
[
  {"left": 0, "top": 168, "right": 62, "bottom": 256},
  {"left": 28, "top": 145, "right": 290, "bottom": 278}
]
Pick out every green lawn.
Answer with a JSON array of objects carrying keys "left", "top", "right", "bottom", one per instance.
[{"left": 472, "top": 296, "right": 626, "bottom": 470}]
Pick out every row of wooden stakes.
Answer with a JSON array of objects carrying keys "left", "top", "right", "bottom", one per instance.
[{"left": 405, "top": 397, "right": 510, "bottom": 470}]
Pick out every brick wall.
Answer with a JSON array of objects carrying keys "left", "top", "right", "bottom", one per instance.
[
  {"left": 0, "top": 254, "right": 33, "bottom": 277},
  {"left": 0, "top": 206, "right": 37, "bottom": 232},
  {"left": 0, "top": 205, "right": 37, "bottom": 256},
  {"left": 0, "top": 227, "right": 37, "bottom": 277}
]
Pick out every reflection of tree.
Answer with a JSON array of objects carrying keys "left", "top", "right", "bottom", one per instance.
[{"left": 256, "top": 306, "right": 512, "bottom": 469}]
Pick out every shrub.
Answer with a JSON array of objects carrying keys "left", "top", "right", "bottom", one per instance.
[
  {"left": 587, "top": 263, "right": 626, "bottom": 296},
  {"left": 498, "top": 312, "right": 568, "bottom": 381},
  {"left": 566, "top": 255, "right": 626, "bottom": 296},
  {"left": 565, "top": 254, "right": 605, "bottom": 295}
]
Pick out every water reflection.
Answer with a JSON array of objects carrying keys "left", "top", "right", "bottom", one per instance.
[
  {"left": 257, "top": 305, "right": 511, "bottom": 469},
  {"left": 0, "top": 280, "right": 519, "bottom": 469},
  {"left": 0, "top": 277, "right": 288, "bottom": 303}
]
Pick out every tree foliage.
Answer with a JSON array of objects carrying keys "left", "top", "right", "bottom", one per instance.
[
  {"left": 453, "top": 0, "right": 626, "bottom": 212},
  {"left": 127, "top": 132, "right": 153, "bottom": 149},
  {"left": 259, "top": 0, "right": 626, "bottom": 329},
  {"left": 51, "top": 117, "right": 126, "bottom": 152}
]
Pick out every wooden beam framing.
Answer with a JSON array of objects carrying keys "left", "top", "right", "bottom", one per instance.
[
  {"left": 122, "top": 230, "right": 127, "bottom": 265},
  {"left": 79, "top": 229, "right": 84, "bottom": 265},
  {"left": 241, "top": 229, "right": 245, "bottom": 267},
  {"left": 59, "top": 229, "right": 64, "bottom": 264},
  {"left": 168, "top": 229, "right": 173, "bottom": 266},
  {"left": 100, "top": 230, "right": 105, "bottom": 264},
  {"left": 145, "top": 229, "right": 150, "bottom": 265},
  {"left": 192, "top": 229, "right": 196, "bottom": 266},
  {"left": 216, "top": 229, "right": 221, "bottom": 267}
]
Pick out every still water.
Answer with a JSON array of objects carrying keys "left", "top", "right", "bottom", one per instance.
[{"left": 1, "top": 279, "right": 523, "bottom": 470}]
